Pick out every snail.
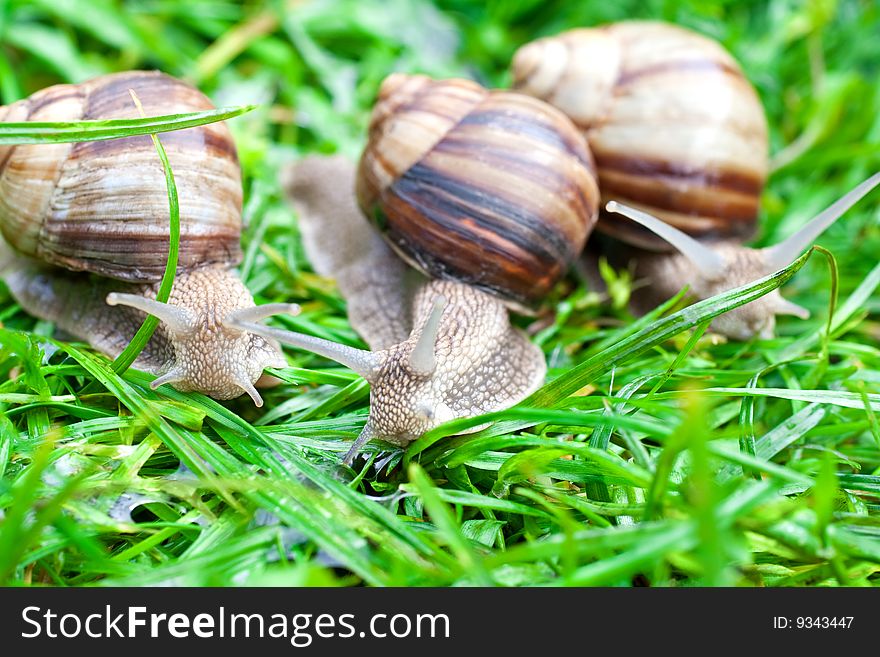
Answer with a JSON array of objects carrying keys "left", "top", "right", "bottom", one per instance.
[
  {"left": 512, "top": 20, "right": 880, "bottom": 338},
  {"left": 229, "top": 75, "right": 601, "bottom": 460},
  {"left": 0, "top": 70, "right": 295, "bottom": 405}
]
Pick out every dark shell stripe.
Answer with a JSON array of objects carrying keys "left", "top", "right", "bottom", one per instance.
[
  {"left": 42, "top": 236, "right": 241, "bottom": 281},
  {"left": 427, "top": 137, "right": 593, "bottom": 252},
  {"left": 69, "top": 126, "right": 237, "bottom": 165},
  {"left": 458, "top": 105, "right": 595, "bottom": 174},
  {"left": 596, "top": 151, "right": 762, "bottom": 225},
  {"left": 380, "top": 163, "right": 568, "bottom": 306},
  {"left": 381, "top": 199, "right": 559, "bottom": 309},
  {"left": 595, "top": 151, "right": 762, "bottom": 195},
  {"left": 616, "top": 58, "right": 746, "bottom": 87},
  {"left": 399, "top": 161, "right": 573, "bottom": 263},
  {"left": 433, "top": 128, "right": 597, "bottom": 235}
]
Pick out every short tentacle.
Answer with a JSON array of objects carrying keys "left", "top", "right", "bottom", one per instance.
[
  {"left": 236, "top": 376, "right": 264, "bottom": 407},
  {"left": 342, "top": 421, "right": 376, "bottom": 466},
  {"left": 150, "top": 369, "right": 185, "bottom": 390},
  {"left": 408, "top": 295, "right": 447, "bottom": 376}
]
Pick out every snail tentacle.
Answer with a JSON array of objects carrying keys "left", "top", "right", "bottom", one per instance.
[
  {"left": 106, "top": 292, "right": 196, "bottom": 334},
  {"left": 605, "top": 201, "right": 726, "bottom": 279},
  {"left": 226, "top": 320, "right": 385, "bottom": 382},
  {"left": 762, "top": 172, "right": 880, "bottom": 270},
  {"left": 235, "top": 376, "right": 264, "bottom": 408},
  {"left": 149, "top": 369, "right": 186, "bottom": 391},
  {"left": 224, "top": 303, "right": 301, "bottom": 326},
  {"left": 343, "top": 421, "right": 376, "bottom": 465}
]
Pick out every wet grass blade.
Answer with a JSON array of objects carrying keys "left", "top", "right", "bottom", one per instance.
[{"left": 0, "top": 106, "right": 256, "bottom": 143}]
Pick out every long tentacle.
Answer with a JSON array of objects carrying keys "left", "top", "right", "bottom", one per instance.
[
  {"left": 106, "top": 292, "right": 195, "bottom": 334},
  {"left": 604, "top": 201, "right": 727, "bottom": 278},
  {"left": 226, "top": 319, "right": 383, "bottom": 381},
  {"left": 763, "top": 172, "right": 880, "bottom": 269}
]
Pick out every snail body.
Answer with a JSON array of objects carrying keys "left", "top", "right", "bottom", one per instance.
[
  {"left": 0, "top": 71, "right": 293, "bottom": 404},
  {"left": 512, "top": 21, "right": 880, "bottom": 338},
  {"left": 234, "top": 76, "right": 600, "bottom": 459}
]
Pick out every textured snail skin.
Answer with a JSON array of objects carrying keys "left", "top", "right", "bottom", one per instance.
[
  {"left": 0, "top": 71, "right": 288, "bottom": 403},
  {"left": 512, "top": 21, "right": 768, "bottom": 251},
  {"left": 282, "top": 155, "right": 545, "bottom": 449},
  {"left": 0, "top": 243, "right": 286, "bottom": 399},
  {"left": 367, "top": 279, "right": 545, "bottom": 445},
  {"left": 357, "top": 74, "right": 600, "bottom": 311}
]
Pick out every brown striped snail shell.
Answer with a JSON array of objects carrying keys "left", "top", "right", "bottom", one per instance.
[
  {"left": 0, "top": 71, "right": 294, "bottom": 404},
  {"left": 355, "top": 73, "right": 601, "bottom": 311},
  {"left": 0, "top": 70, "right": 242, "bottom": 280},
  {"left": 512, "top": 20, "right": 769, "bottom": 251},
  {"left": 512, "top": 21, "right": 880, "bottom": 339}
]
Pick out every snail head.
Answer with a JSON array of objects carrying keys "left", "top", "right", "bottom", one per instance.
[
  {"left": 106, "top": 266, "right": 296, "bottom": 406},
  {"left": 605, "top": 172, "right": 880, "bottom": 339}
]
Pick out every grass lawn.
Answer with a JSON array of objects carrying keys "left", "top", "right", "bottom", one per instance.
[{"left": 1, "top": 0, "right": 879, "bottom": 587}]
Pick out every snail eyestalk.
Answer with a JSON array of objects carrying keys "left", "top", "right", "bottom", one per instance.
[
  {"left": 224, "top": 303, "right": 301, "bottom": 326},
  {"left": 227, "top": 319, "right": 384, "bottom": 381},
  {"left": 604, "top": 201, "right": 727, "bottom": 278},
  {"left": 106, "top": 292, "right": 195, "bottom": 334},
  {"left": 408, "top": 295, "right": 447, "bottom": 376},
  {"left": 762, "top": 172, "right": 880, "bottom": 270}
]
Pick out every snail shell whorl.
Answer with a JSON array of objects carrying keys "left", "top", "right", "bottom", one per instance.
[
  {"left": 357, "top": 74, "right": 600, "bottom": 311},
  {"left": 0, "top": 70, "right": 243, "bottom": 281},
  {"left": 512, "top": 21, "right": 769, "bottom": 250}
]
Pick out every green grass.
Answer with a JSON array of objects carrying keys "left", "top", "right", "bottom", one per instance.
[{"left": 1, "top": 0, "right": 880, "bottom": 586}]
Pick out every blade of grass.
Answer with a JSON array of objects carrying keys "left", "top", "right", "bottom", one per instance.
[
  {"left": 109, "top": 90, "right": 180, "bottom": 374},
  {"left": 0, "top": 106, "right": 256, "bottom": 144}
]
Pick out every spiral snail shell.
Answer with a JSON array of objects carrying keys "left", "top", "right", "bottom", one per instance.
[
  {"left": 0, "top": 70, "right": 242, "bottom": 280},
  {"left": 355, "top": 73, "right": 600, "bottom": 311},
  {"left": 0, "top": 71, "right": 293, "bottom": 404},
  {"left": 512, "top": 20, "right": 769, "bottom": 250}
]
